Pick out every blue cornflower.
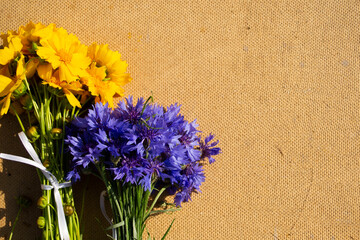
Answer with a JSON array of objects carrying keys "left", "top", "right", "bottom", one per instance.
[
  {"left": 112, "top": 155, "right": 144, "bottom": 185},
  {"left": 66, "top": 169, "right": 80, "bottom": 182},
  {"left": 86, "top": 102, "right": 113, "bottom": 130},
  {"left": 65, "top": 96, "right": 221, "bottom": 207},
  {"left": 200, "top": 134, "right": 221, "bottom": 164},
  {"left": 164, "top": 104, "right": 182, "bottom": 126},
  {"left": 173, "top": 163, "right": 205, "bottom": 207},
  {"left": 138, "top": 159, "right": 164, "bottom": 191},
  {"left": 114, "top": 96, "right": 147, "bottom": 123},
  {"left": 177, "top": 120, "right": 201, "bottom": 162}
]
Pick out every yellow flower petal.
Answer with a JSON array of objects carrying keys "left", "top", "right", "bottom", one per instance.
[
  {"left": 87, "top": 43, "right": 98, "bottom": 61},
  {"left": 63, "top": 88, "right": 81, "bottom": 108},
  {"left": 0, "top": 36, "right": 23, "bottom": 64},
  {"left": 16, "top": 54, "right": 25, "bottom": 78},
  {"left": 100, "top": 91, "right": 115, "bottom": 108},
  {"left": 87, "top": 62, "right": 107, "bottom": 80},
  {"left": 9, "top": 37, "right": 23, "bottom": 53},
  {"left": 0, "top": 47, "right": 14, "bottom": 65},
  {"left": 36, "top": 46, "right": 60, "bottom": 69},
  {"left": 37, "top": 63, "right": 53, "bottom": 81},
  {"left": 26, "top": 58, "right": 40, "bottom": 78},
  {"left": 0, "top": 95, "right": 11, "bottom": 116},
  {"left": 0, "top": 75, "right": 14, "bottom": 97},
  {"left": 1, "top": 30, "right": 17, "bottom": 48},
  {"left": 32, "top": 23, "right": 56, "bottom": 41},
  {"left": 59, "top": 63, "right": 78, "bottom": 83},
  {"left": 70, "top": 53, "right": 91, "bottom": 73}
]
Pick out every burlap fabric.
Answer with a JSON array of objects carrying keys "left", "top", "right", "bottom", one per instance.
[{"left": 0, "top": 1, "right": 358, "bottom": 239}]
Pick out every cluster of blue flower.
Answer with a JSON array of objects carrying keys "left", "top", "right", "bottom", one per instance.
[{"left": 65, "top": 96, "right": 220, "bottom": 206}]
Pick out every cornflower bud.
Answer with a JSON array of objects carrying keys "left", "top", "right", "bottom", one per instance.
[
  {"left": 26, "top": 126, "right": 40, "bottom": 141},
  {"left": 37, "top": 196, "right": 47, "bottom": 209},
  {"left": 50, "top": 128, "right": 62, "bottom": 139},
  {"left": 37, "top": 216, "right": 46, "bottom": 229},
  {"left": 143, "top": 137, "right": 150, "bottom": 150},
  {"left": 42, "top": 159, "right": 50, "bottom": 168},
  {"left": 64, "top": 205, "right": 74, "bottom": 216}
]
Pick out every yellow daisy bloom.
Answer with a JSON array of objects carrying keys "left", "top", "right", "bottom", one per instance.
[
  {"left": 37, "top": 63, "right": 82, "bottom": 108},
  {"left": 83, "top": 43, "right": 131, "bottom": 108},
  {"left": 0, "top": 30, "right": 18, "bottom": 48},
  {"left": 0, "top": 37, "right": 25, "bottom": 116},
  {"left": 18, "top": 22, "right": 55, "bottom": 54},
  {"left": 1, "top": 22, "right": 53, "bottom": 55},
  {"left": 0, "top": 36, "right": 22, "bottom": 65},
  {"left": 81, "top": 62, "right": 125, "bottom": 108},
  {"left": 36, "top": 27, "right": 91, "bottom": 83}
]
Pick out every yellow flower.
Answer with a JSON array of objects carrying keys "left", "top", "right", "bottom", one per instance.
[
  {"left": 36, "top": 27, "right": 91, "bottom": 83},
  {"left": 0, "top": 37, "right": 25, "bottom": 116},
  {"left": 18, "top": 22, "right": 54, "bottom": 54},
  {"left": 83, "top": 43, "right": 131, "bottom": 108},
  {"left": 0, "top": 36, "right": 22, "bottom": 65},
  {"left": 1, "top": 22, "right": 53, "bottom": 55},
  {"left": 19, "top": 22, "right": 53, "bottom": 41},
  {"left": 0, "top": 30, "right": 18, "bottom": 48},
  {"left": 88, "top": 43, "right": 131, "bottom": 85},
  {"left": 82, "top": 62, "right": 125, "bottom": 108},
  {"left": 37, "top": 63, "right": 82, "bottom": 108}
]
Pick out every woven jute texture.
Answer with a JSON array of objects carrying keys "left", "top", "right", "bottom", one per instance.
[{"left": 0, "top": 1, "right": 359, "bottom": 239}]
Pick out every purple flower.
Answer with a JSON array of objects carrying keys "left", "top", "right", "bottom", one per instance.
[
  {"left": 200, "top": 134, "right": 221, "bottom": 164},
  {"left": 112, "top": 156, "right": 144, "bottom": 185},
  {"left": 65, "top": 96, "right": 221, "bottom": 206},
  {"left": 172, "top": 162, "right": 205, "bottom": 206},
  {"left": 114, "top": 96, "right": 147, "bottom": 123}
]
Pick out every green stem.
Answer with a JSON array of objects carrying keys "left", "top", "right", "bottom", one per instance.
[
  {"left": 23, "top": 77, "right": 40, "bottom": 120},
  {"left": 8, "top": 206, "right": 23, "bottom": 240},
  {"left": 96, "top": 163, "right": 123, "bottom": 238},
  {"left": 10, "top": 105, "right": 25, "bottom": 132},
  {"left": 145, "top": 187, "right": 167, "bottom": 218},
  {"left": 73, "top": 210, "right": 81, "bottom": 239},
  {"left": 79, "top": 177, "right": 88, "bottom": 235},
  {"left": 17, "top": 74, "right": 82, "bottom": 239}
]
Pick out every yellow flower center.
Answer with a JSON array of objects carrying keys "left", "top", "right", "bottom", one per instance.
[{"left": 57, "top": 50, "right": 72, "bottom": 63}]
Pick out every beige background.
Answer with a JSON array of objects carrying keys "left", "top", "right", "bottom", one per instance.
[{"left": 0, "top": 0, "right": 359, "bottom": 239}]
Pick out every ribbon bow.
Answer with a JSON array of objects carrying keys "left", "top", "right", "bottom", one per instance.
[{"left": 0, "top": 132, "right": 71, "bottom": 240}]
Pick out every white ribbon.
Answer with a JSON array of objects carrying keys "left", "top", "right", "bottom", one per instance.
[
  {"left": 100, "top": 190, "right": 117, "bottom": 239},
  {"left": 0, "top": 132, "right": 70, "bottom": 240}
]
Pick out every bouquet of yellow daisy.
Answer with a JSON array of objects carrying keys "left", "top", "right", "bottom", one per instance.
[{"left": 0, "top": 22, "right": 131, "bottom": 240}]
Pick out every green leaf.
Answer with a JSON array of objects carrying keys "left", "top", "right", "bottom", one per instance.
[
  {"left": 161, "top": 219, "right": 175, "bottom": 240},
  {"left": 150, "top": 208, "right": 181, "bottom": 216},
  {"left": 145, "top": 187, "right": 167, "bottom": 218},
  {"left": 140, "top": 95, "right": 154, "bottom": 117},
  {"left": 105, "top": 221, "right": 125, "bottom": 231}
]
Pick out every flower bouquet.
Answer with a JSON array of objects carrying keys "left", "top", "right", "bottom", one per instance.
[
  {"left": 65, "top": 96, "right": 221, "bottom": 239},
  {"left": 0, "top": 22, "right": 130, "bottom": 239}
]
